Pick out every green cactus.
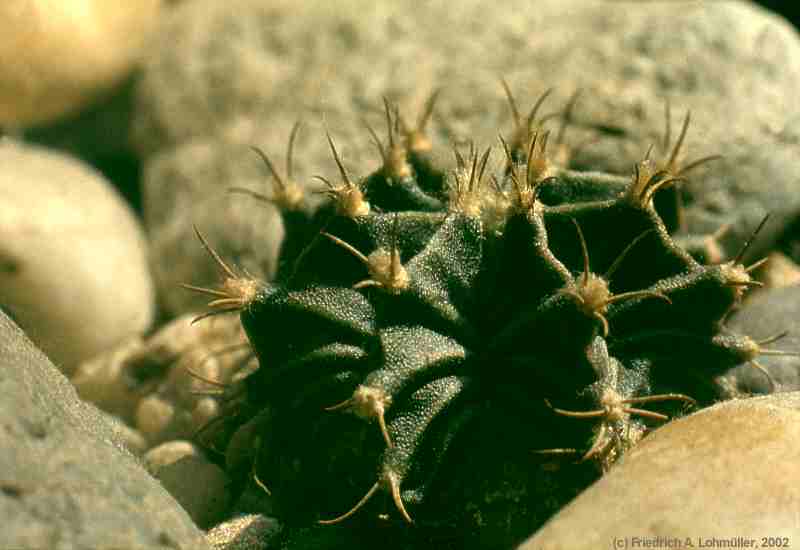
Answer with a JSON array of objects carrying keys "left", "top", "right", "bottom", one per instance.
[{"left": 187, "top": 88, "right": 785, "bottom": 549}]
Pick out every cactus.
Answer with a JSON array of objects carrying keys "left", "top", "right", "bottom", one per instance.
[{"left": 187, "top": 88, "right": 787, "bottom": 549}]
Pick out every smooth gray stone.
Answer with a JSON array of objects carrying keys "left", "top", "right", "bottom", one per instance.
[
  {"left": 0, "top": 311, "right": 212, "bottom": 550},
  {"left": 719, "top": 285, "right": 800, "bottom": 395}
]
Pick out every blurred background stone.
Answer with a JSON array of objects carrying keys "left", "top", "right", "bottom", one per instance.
[
  {"left": 0, "top": 1, "right": 162, "bottom": 127},
  {"left": 717, "top": 285, "right": 800, "bottom": 396},
  {"left": 0, "top": 139, "right": 155, "bottom": 374},
  {"left": 144, "top": 440, "right": 233, "bottom": 529},
  {"left": 72, "top": 312, "right": 254, "bottom": 445}
]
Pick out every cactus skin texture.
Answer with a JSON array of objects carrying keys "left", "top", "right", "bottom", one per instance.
[{"left": 192, "top": 91, "right": 780, "bottom": 549}]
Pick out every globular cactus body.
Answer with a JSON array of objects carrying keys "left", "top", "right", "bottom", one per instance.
[{"left": 190, "top": 90, "right": 784, "bottom": 549}]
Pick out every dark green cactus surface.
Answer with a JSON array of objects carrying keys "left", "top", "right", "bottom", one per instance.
[{"left": 191, "top": 91, "right": 780, "bottom": 549}]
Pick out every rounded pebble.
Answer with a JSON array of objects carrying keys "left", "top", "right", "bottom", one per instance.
[
  {"left": 0, "top": 140, "right": 155, "bottom": 373},
  {"left": 71, "top": 337, "right": 144, "bottom": 424},
  {"left": 0, "top": 1, "right": 162, "bottom": 126},
  {"left": 192, "top": 397, "right": 221, "bottom": 433},
  {"left": 136, "top": 395, "right": 177, "bottom": 444},
  {"left": 145, "top": 440, "right": 232, "bottom": 529}
]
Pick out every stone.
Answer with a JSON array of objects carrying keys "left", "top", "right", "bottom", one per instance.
[
  {"left": 0, "top": 139, "right": 155, "bottom": 373},
  {"left": 717, "top": 285, "right": 800, "bottom": 396},
  {"left": 0, "top": 309, "right": 211, "bottom": 549},
  {"left": 102, "top": 410, "right": 149, "bottom": 456},
  {"left": 206, "top": 514, "right": 280, "bottom": 550},
  {"left": 0, "top": 0, "right": 162, "bottom": 126},
  {"left": 72, "top": 312, "right": 254, "bottom": 444},
  {"left": 71, "top": 336, "right": 145, "bottom": 423},
  {"left": 144, "top": 440, "right": 232, "bottom": 529},
  {"left": 521, "top": 394, "right": 800, "bottom": 549},
  {"left": 679, "top": 139, "right": 800, "bottom": 264},
  {"left": 143, "top": 440, "right": 199, "bottom": 473},
  {"left": 192, "top": 397, "right": 221, "bottom": 431},
  {"left": 137, "top": 394, "right": 179, "bottom": 444}
]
